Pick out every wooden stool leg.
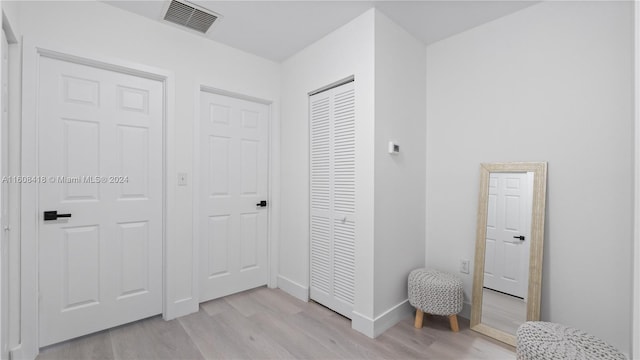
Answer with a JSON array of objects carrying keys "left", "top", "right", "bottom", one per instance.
[
  {"left": 448, "top": 314, "right": 459, "bottom": 332},
  {"left": 414, "top": 309, "right": 424, "bottom": 328}
]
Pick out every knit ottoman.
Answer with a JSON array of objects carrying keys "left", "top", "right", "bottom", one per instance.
[
  {"left": 408, "top": 268, "right": 463, "bottom": 332},
  {"left": 516, "top": 322, "right": 626, "bottom": 360}
]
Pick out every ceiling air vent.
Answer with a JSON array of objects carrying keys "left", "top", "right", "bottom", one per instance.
[{"left": 164, "top": 0, "right": 219, "bottom": 34}]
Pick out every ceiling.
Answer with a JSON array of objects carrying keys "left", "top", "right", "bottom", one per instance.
[{"left": 103, "top": 1, "right": 538, "bottom": 62}]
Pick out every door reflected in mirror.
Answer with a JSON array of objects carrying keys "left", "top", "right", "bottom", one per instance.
[
  {"left": 471, "top": 162, "right": 547, "bottom": 346},
  {"left": 482, "top": 172, "right": 532, "bottom": 335}
]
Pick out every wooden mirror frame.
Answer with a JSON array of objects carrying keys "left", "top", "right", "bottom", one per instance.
[{"left": 470, "top": 162, "right": 547, "bottom": 346}]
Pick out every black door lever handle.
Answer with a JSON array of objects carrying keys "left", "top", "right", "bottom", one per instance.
[
  {"left": 256, "top": 200, "right": 268, "bottom": 207},
  {"left": 44, "top": 211, "right": 72, "bottom": 221},
  {"left": 513, "top": 235, "right": 525, "bottom": 241}
]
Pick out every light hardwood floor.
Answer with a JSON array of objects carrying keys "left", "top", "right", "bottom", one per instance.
[
  {"left": 37, "top": 286, "right": 515, "bottom": 360},
  {"left": 481, "top": 288, "right": 526, "bottom": 336}
]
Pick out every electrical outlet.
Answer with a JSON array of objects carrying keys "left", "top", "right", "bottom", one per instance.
[
  {"left": 177, "top": 172, "right": 188, "bottom": 186},
  {"left": 460, "top": 259, "right": 470, "bottom": 274}
]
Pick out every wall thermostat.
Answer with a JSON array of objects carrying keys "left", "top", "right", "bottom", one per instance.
[{"left": 388, "top": 141, "right": 400, "bottom": 155}]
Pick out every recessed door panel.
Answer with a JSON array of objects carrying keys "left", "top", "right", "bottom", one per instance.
[
  {"left": 502, "top": 242, "right": 520, "bottom": 282},
  {"left": 63, "top": 119, "right": 99, "bottom": 201},
  {"left": 117, "top": 221, "right": 149, "bottom": 298},
  {"left": 62, "top": 75, "right": 99, "bottom": 107},
  {"left": 207, "top": 215, "right": 230, "bottom": 278},
  {"left": 117, "top": 86, "right": 149, "bottom": 114},
  {"left": 209, "top": 136, "right": 230, "bottom": 197},
  {"left": 209, "top": 103, "right": 230, "bottom": 125},
  {"left": 240, "top": 213, "right": 258, "bottom": 270},
  {"left": 240, "top": 140, "right": 258, "bottom": 196},
  {"left": 62, "top": 226, "right": 100, "bottom": 310},
  {"left": 117, "top": 125, "right": 149, "bottom": 200},
  {"left": 241, "top": 110, "right": 259, "bottom": 129},
  {"left": 504, "top": 195, "right": 521, "bottom": 231}
]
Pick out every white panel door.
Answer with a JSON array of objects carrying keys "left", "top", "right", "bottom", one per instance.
[
  {"left": 199, "top": 91, "right": 269, "bottom": 302},
  {"left": 484, "top": 172, "right": 531, "bottom": 298},
  {"left": 38, "top": 57, "right": 163, "bottom": 347},
  {"left": 309, "top": 82, "right": 355, "bottom": 319}
]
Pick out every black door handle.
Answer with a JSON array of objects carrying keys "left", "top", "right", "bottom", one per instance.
[
  {"left": 256, "top": 200, "right": 268, "bottom": 207},
  {"left": 513, "top": 235, "right": 525, "bottom": 241},
  {"left": 44, "top": 211, "right": 72, "bottom": 221}
]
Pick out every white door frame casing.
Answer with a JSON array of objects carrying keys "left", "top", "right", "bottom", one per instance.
[
  {"left": 634, "top": 1, "right": 640, "bottom": 358},
  {"left": 193, "top": 85, "right": 279, "bottom": 299},
  {"left": 19, "top": 40, "right": 173, "bottom": 360}
]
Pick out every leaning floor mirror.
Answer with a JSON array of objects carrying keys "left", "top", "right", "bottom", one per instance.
[{"left": 471, "top": 162, "right": 547, "bottom": 346}]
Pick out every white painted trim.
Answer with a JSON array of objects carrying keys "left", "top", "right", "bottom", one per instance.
[
  {"left": 200, "top": 85, "right": 272, "bottom": 105},
  {"left": 191, "top": 84, "right": 202, "bottom": 309},
  {"left": 277, "top": 275, "right": 309, "bottom": 302},
  {"left": 634, "top": 1, "right": 640, "bottom": 358},
  {"left": 268, "top": 98, "right": 280, "bottom": 289},
  {"left": 308, "top": 75, "right": 355, "bottom": 96},
  {"left": 20, "top": 39, "right": 174, "bottom": 357},
  {"left": 194, "top": 86, "right": 278, "bottom": 303},
  {"left": 352, "top": 299, "right": 413, "bottom": 338},
  {"left": 20, "top": 37, "right": 43, "bottom": 360},
  {"left": 0, "top": 27, "right": 8, "bottom": 360}
]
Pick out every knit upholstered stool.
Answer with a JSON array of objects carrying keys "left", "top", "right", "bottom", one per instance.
[
  {"left": 408, "top": 268, "right": 463, "bottom": 332},
  {"left": 516, "top": 322, "right": 626, "bottom": 360}
]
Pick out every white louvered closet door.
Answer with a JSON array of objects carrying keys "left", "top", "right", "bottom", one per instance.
[{"left": 309, "top": 81, "right": 355, "bottom": 319}]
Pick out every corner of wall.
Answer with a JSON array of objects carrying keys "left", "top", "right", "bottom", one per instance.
[
  {"left": 277, "top": 275, "right": 309, "bottom": 302},
  {"left": 2, "top": 1, "right": 21, "bottom": 41},
  {"left": 352, "top": 299, "right": 414, "bottom": 338}
]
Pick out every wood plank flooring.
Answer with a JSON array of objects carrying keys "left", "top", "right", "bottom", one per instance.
[
  {"left": 481, "top": 288, "right": 526, "bottom": 336},
  {"left": 37, "top": 286, "right": 515, "bottom": 360}
]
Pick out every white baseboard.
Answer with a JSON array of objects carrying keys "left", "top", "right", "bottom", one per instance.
[
  {"left": 11, "top": 343, "right": 37, "bottom": 360},
  {"left": 352, "top": 299, "right": 413, "bottom": 338},
  {"left": 277, "top": 275, "right": 309, "bottom": 302}
]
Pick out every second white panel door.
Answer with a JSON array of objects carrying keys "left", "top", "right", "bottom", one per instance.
[{"left": 199, "top": 91, "right": 269, "bottom": 302}]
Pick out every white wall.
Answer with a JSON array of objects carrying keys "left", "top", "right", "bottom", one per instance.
[
  {"left": 10, "top": 0, "right": 280, "bottom": 356},
  {"left": 373, "top": 12, "right": 426, "bottom": 317},
  {"left": 279, "top": 9, "right": 376, "bottom": 319},
  {"left": 280, "top": 9, "right": 427, "bottom": 337},
  {"left": 426, "top": 1, "right": 633, "bottom": 354}
]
